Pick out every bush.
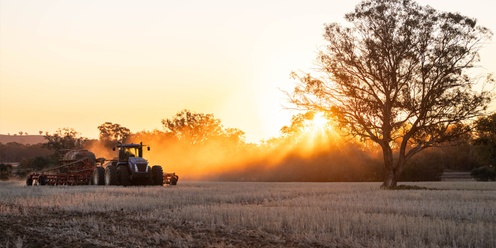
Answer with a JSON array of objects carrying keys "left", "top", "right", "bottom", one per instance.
[
  {"left": 0, "top": 163, "right": 13, "bottom": 180},
  {"left": 471, "top": 165, "right": 496, "bottom": 181},
  {"left": 400, "top": 162, "right": 444, "bottom": 181},
  {"left": 15, "top": 156, "right": 51, "bottom": 177}
]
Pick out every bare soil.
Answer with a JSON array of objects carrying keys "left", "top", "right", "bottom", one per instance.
[{"left": 1, "top": 205, "right": 327, "bottom": 248}]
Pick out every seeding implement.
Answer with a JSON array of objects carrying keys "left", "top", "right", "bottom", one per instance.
[
  {"left": 26, "top": 142, "right": 179, "bottom": 186},
  {"left": 26, "top": 149, "right": 100, "bottom": 186}
]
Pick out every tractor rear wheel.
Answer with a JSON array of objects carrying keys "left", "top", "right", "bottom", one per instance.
[
  {"left": 105, "top": 165, "right": 119, "bottom": 186},
  {"left": 93, "top": 167, "right": 105, "bottom": 185},
  {"left": 118, "top": 166, "right": 130, "bottom": 186},
  {"left": 151, "top": 165, "right": 163, "bottom": 186}
]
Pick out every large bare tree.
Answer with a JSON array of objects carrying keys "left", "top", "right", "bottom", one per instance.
[{"left": 290, "top": 0, "right": 493, "bottom": 188}]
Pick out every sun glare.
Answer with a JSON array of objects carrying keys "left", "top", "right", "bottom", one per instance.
[
  {"left": 304, "top": 112, "right": 330, "bottom": 133},
  {"left": 293, "top": 111, "right": 339, "bottom": 152},
  {"left": 311, "top": 112, "right": 328, "bottom": 130}
]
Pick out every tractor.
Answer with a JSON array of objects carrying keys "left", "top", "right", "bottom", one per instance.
[
  {"left": 26, "top": 142, "right": 178, "bottom": 187},
  {"left": 92, "top": 142, "right": 164, "bottom": 186}
]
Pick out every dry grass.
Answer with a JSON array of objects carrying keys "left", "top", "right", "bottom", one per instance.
[{"left": 0, "top": 180, "right": 495, "bottom": 247}]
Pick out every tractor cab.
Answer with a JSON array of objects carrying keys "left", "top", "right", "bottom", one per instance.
[{"left": 114, "top": 142, "right": 149, "bottom": 161}]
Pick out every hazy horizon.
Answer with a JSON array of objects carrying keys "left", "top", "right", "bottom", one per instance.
[{"left": 1, "top": 0, "right": 495, "bottom": 143}]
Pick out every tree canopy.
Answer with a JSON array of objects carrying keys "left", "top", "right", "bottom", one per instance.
[
  {"left": 97, "top": 122, "right": 131, "bottom": 147},
  {"left": 473, "top": 113, "right": 496, "bottom": 165},
  {"left": 289, "top": 0, "right": 493, "bottom": 188},
  {"left": 161, "top": 109, "right": 245, "bottom": 145},
  {"left": 43, "top": 128, "right": 87, "bottom": 154}
]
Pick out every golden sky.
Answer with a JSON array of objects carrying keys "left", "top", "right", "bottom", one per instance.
[{"left": 1, "top": 0, "right": 495, "bottom": 143}]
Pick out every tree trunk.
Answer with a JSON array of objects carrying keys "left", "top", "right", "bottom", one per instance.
[
  {"left": 380, "top": 143, "right": 398, "bottom": 189},
  {"left": 381, "top": 159, "right": 406, "bottom": 189},
  {"left": 381, "top": 169, "right": 398, "bottom": 189}
]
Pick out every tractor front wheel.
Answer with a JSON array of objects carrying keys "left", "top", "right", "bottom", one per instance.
[
  {"left": 151, "top": 166, "right": 164, "bottom": 186},
  {"left": 118, "top": 166, "right": 130, "bottom": 186}
]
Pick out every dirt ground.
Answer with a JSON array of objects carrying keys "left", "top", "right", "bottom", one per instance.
[{"left": 1, "top": 205, "right": 328, "bottom": 248}]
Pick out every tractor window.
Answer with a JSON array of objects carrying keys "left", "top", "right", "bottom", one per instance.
[
  {"left": 119, "top": 147, "right": 138, "bottom": 161},
  {"left": 125, "top": 148, "right": 137, "bottom": 157}
]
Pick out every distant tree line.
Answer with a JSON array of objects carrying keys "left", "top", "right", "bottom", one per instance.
[
  {"left": 0, "top": 142, "right": 52, "bottom": 179},
  {"left": 0, "top": 143, "right": 51, "bottom": 162},
  {"left": 1, "top": 110, "right": 495, "bottom": 182}
]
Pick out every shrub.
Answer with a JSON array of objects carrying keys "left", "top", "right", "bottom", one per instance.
[
  {"left": 400, "top": 160, "right": 444, "bottom": 182},
  {"left": 471, "top": 165, "right": 496, "bottom": 181},
  {"left": 0, "top": 163, "right": 13, "bottom": 180}
]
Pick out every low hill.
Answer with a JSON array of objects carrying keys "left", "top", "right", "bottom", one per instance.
[{"left": 0, "top": 135, "right": 46, "bottom": 145}]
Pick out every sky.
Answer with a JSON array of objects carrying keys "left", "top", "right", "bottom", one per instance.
[{"left": 1, "top": 0, "right": 495, "bottom": 143}]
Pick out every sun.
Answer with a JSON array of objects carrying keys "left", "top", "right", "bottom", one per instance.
[
  {"left": 303, "top": 112, "right": 330, "bottom": 133},
  {"left": 310, "top": 112, "right": 328, "bottom": 130},
  {"left": 285, "top": 111, "right": 339, "bottom": 156}
]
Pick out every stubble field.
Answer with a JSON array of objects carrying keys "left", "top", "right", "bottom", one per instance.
[{"left": 0, "top": 180, "right": 495, "bottom": 248}]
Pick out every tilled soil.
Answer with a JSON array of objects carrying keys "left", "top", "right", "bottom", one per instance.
[{"left": 0, "top": 206, "right": 328, "bottom": 248}]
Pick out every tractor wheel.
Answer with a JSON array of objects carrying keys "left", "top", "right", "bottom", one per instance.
[
  {"left": 146, "top": 176, "right": 154, "bottom": 186},
  {"left": 118, "top": 166, "right": 131, "bottom": 187},
  {"left": 93, "top": 167, "right": 105, "bottom": 185},
  {"left": 105, "top": 165, "right": 119, "bottom": 186},
  {"left": 151, "top": 166, "right": 164, "bottom": 186},
  {"left": 26, "top": 177, "right": 33, "bottom": 186},
  {"left": 170, "top": 175, "right": 178, "bottom": 185},
  {"left": 38, "top": 175, "right": 47, "bottom": 186},
  {"left": 146, "top": 166, "right": 154, "bottom": 186}
]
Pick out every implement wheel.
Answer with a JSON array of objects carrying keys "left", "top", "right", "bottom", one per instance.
[
  {"left": 170, "top": 175, "right": 178, "bottom": 185},
  {"left": 105, "top": 165, "right": 119, "bottom": 186},
  {"left": 26, "top": 176, "right": 33, "bottom": 186},
  {"left": 39, "top": 175, "right": 47, "bottom": 186}
]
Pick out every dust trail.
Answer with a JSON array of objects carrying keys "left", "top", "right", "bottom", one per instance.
[{"left": 120, "top": 126, "right": 383, "bottom": 181}]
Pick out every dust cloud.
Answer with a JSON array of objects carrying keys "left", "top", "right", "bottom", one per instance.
[
  {"left": 84, "top": 142, "right": 117, "bottom": 162},
  {"left": 118, "top": 127, "right": 384, "bottom": 182}
]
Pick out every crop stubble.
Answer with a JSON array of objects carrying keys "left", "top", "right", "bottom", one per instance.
[{"left": 0, "top": 181, "right": 495, "bottom": 247}]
